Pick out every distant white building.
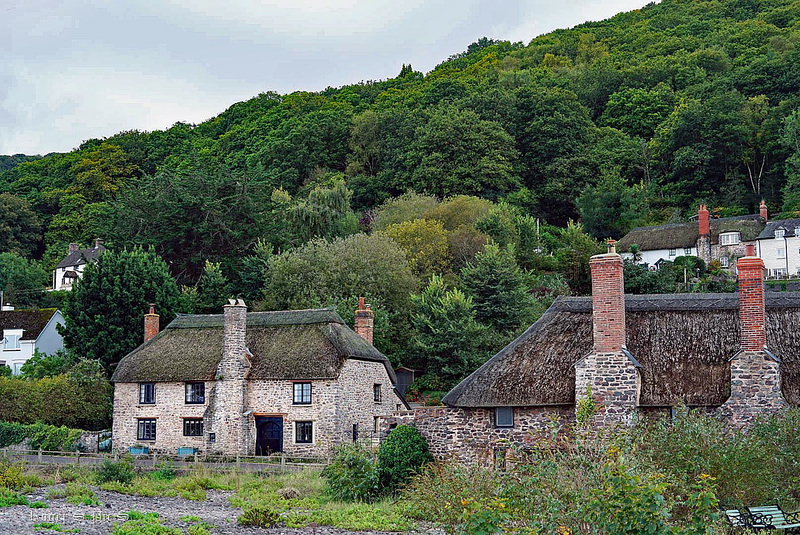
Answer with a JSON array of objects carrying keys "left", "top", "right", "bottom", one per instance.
[
  {"left": 52, "top": 239, "right": 105, "bottom": 291},
  {"left": 0, "top": 308, "right": 65, "bottom": 375},
  {"left": 757, "top": 218, "right": 800, "bottom": 278}
]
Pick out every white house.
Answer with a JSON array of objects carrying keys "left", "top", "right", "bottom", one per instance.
[
  {"left": 52, "top": 239, "right": 106, "bottom": 291},
  {"left": 757, "top": 218, "right": 800, "bottom": 278},
  {"left": 0, "top": 308, "right": 65, "bottom": 375}
]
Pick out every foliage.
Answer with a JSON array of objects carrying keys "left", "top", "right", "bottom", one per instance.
[
  {"left": 19, "top": 349, "right": 75, "bottom": 379},
  {"left": 0, "top": 252, "right": 50, "bottom": 308},
  {"left": 238, "top": 506, "right": 280, "bottom": 527},
  {"left": 0, "top": 373, "right": 112, "bottom": 430},
  {"left": 423, "top": 195, "right": 493, "bottom": 231},
  {"left": 0, "top": 421, "right": 83, "bottom": 450},
  {"left": 380, "top": 218, "right": 452, "bottom": 277},
  {"left": 112, "top": 511, "right": 182, "bottom": 535},
  {"left": 371, "top": 192, "right": 439, "bottom": 231},
  {"left": 96, "top": 459, "right": 135, "bottom": 485},
  {"left": 0, "top": 193, "right": 42, "bottom": 257},
  {"left": 575, "top": 384, "right": 598, "bottom": 427},
  {"left": 0, "top": 459, "right": 24, "bottom": 489},
  {"left": 0, "top": 487, "right": 29, "bottom": 507},
  {"left": 194, "top": 260, "right": 230, "bottom": 314},
  {"left": 61, "top": 247, "right": 180, "bottom": 372},
  {"left": 410, "top": 275, "right": 486, "bottom": 379},
  {"left": 321, "top": 442, "right": 380, "bottom": 502},
  {"left": 376, "top": 425, "right": 434, "bottom": 494}
]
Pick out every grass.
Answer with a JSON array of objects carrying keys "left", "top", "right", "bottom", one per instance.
[
  {"left": 33, "top": 523, "right": 80, "bottom": 533},
  {"left": 112, "top": 511, "right": 181, "bottom": 535},
  {"left": 46, "top": 483, "right": 100, "bottom": 506},
  {"left": 0, "top": 486, "right": 29, "bottom": 507}
]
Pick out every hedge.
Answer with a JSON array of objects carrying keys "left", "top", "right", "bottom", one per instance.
[
  {"left": 0, "top": 421, "right": 83, "bottom": 451},
  {"left": 0, "top": 374, "right": 112, "bottom": 430}
]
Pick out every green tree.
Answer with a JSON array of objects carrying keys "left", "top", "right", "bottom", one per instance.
[
  {"left": 577, "top": 173, "right": 648, "bottom": 240},
  {"left": 196, "top": 261, "right": 230, "bottom": 314},
  {"left": 0, "top": 194, "right": 42, "bottom": 257},
  {"left": 461, "top": 243, "right": 532, "bottom": 331},
  {"left": 599, "top": 84, "right": 675, "bottom": 139},
  {"left": 372, "top": 192, "right": 440, "bottom": 231},
  {"left": 781, "top": 109, "right": 800, "bottom": 214},
  {"left": 554, "top": 222, "right": 603, "bottom": 295},
  {"left": 410, "top": 275, "right": 485, "bottom": 380},
  {"left": 0, "top": 253, "right": 49, "bottom": 308},
  {"left": 288, "top": 177, "right": 358, "bottom": 242},
  {"left": 61, "top": 247, "right": 180, "bottom": 372},
  {"left": 380, "top": 219, "right": 452, "bottom": 278},
  {"left": 422, "top": 195, "right": 493, "bottom": 231}
]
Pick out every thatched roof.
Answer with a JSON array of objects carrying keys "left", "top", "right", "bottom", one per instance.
[
  {"left": 617, "top": 215, "right": 765, "bottom": 252},
  {"left": 0, "top": 309, "right": 59, "bottom": 341},
  {"left": 111, "top": 309, "right": 396, "bottom": 384},
  {"left": 442, "top": 294, "right": 800, "bottom": 408},
  {"left": 56, "top": 244, "right": 105, "bottom": 269}
]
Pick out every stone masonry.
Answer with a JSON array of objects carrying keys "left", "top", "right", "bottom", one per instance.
[{"left": 719, "top": 252, "right": 787, "bottom": 424}]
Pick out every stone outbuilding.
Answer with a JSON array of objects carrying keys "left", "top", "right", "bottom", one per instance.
[
  {"left": 388, "top": 244, "right": 800, "bottom": 463},
  {"left": 111, "top": 299, "right": 405, "bottom": 456}
]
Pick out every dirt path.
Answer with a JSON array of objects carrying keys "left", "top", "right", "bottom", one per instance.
[{"left": 0, "top": 486, "right": 443, "bottom": 534}]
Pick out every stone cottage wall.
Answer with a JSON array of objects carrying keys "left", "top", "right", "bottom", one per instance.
[
  {"left": 574, "top": 351, "right": 639, "bottom": 427},
  {"left": 382, "top": 406, "right": 574, "bottom": 465},
  {"left": 112, "top": 382, "right": 209, "bottom": 454},
  {"left": 719, "top": 351, "right": 786, "bottom": 425}
]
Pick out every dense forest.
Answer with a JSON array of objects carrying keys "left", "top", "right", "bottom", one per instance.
[{"left": 2, "top": 0, "right": 800, "bottom": 389}]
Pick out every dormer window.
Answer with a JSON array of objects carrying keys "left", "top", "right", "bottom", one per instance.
[
  {"left": 720, "top": 232, "right": 740, "bottom": 246},
  {"left": 2, "top": 330, "right": 22, "bottom": 350},
  {"left": 775, "top": 229, "right": 785, "bottom": 239}
]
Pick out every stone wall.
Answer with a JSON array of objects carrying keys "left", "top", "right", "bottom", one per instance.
[
  {"left": 718, "top": 350, "right": 787, "bottom": 424},
  {"left": 112, "top": 382, "right": 208, "bottom": 454},
  {"left": 381, "top": 406, "right": 574, "bottom": 465},
  {"left": 575, "top": 351, "right": 639, "bottom": 427}
]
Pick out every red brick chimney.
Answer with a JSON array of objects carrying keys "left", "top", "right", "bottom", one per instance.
[
  {"left": 590, "top": 240, "right": 625, "bottom": 353},
  {"left": 738, "top": 245, "right": 766, "bottom": 352},
  {"left": 68, "top": 243, "right": 79, "bottom": 254},
  {"left": 144, "top": 303, "right": 159, "bottom": 342},
  {"left": 759, "top": 200, "right": 768, "bottom": 222},
  {"left": 354, "top": 297, "right": 374, "bottom": 345},
  {"left": 698, "top": 204, "right": 710, "bottom": 236}
]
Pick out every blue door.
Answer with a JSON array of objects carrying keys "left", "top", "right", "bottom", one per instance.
[{"left": 255, "top": 416, "right": 283, "bottom": 455}]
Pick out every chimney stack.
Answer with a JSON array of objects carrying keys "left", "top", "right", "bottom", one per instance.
[
  {"left": 144, "top": 303, "right": 159, "bottom": 342},
  {"left": 68, "top": 243, "right": 79, "bottom": 254},
  {"left": 759, "top": 200, "right": 768, "bottom": 222},
  {"left": 698, "top": 204, "right": 710, "bottom": 236},
  {"left": 737, "top": 249, "right": 766, "bottom": 352},
  {"left": 223, "top": 298, "right": 248, "bottom": 363},
  {"left": 354, "top": 297, "right": 374, "bottom": 345},
  {"left": 590, "top": 240, "right": 625, "bottom": 353}
]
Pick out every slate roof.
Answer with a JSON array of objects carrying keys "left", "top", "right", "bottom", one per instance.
[
  {"left": 617, "top": 215, "right": 765, "bottom": 252},
  {"left": 0, "top": 309, "right": 59, "bottom": 341},
  {"left": 442, "top": 293, "right": 800, "bottom": 408},
  {"left": 111, "top": 308, "right": 396, "bottom": 384},
  {"left": 757, "top": 218, "right": 800, "bottom": 240},
  {"left": 56, "top": 245, "right": 105, "bottom": 269}
]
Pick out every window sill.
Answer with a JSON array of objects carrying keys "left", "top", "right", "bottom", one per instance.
[{"left": 292, "top": 403, "right": 312, "bottom": 406}]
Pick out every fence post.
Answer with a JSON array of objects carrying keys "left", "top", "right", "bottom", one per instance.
[
  {"left": 152, "top": 453, "right": 157, "bottom": 468},
  {"left": 280, "top": 454, "right": 286, "bottom": 472},
  {"left": 236, "top": 453, "right": 240, "bottom": 470},
  {"left": 194, "top": 452, "right": 198, "bottom": 464},
  {"left": 37, "top": 448, "right": 42, "bottom": 464},
  {"left": 114, "top": 452, "right": 119, "bottom": 462},
  {"left": 75, "top": 451, "right": 80, "bottom": 465}
]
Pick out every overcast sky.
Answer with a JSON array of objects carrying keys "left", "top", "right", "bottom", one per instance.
[{"left": 1, "top": 0, "right": 654, "bottom": 156}]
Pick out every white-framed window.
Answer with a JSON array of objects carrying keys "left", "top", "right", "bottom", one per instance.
[
  {"left": 669, "top": 249, "right": 676, "bottom": 257},
  {"left": 775, "top": 229, "right": 785, "bottom": 239},
  {"left": 777, "top": 247, "right": 786, "bottom": 259},
  {"left": 495, "top": 407, "right": 514, "bottom": 428},
  {"left": 2, "top": 330, "right": 22, "bottom": 350},
  {"left": 773, "top": 268, "right": 788, "bottom": 277},
  {"left": 684, "top": 248, "right": 692, "bottom": 255},
  {"left": 720, "top": 256, "right": 730, "bottom": 268},
  {"left": 720, "top": 232, "right": 740, "bottom": 246}
]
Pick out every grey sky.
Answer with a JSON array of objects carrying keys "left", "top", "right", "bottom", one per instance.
[{"left": 2, "top": 1, "right": 653, "bottom": 156}]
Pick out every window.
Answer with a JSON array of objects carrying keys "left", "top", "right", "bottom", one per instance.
[
  {"left": 668, "top": 249, "right": 676, "bottom": 257},
  {"left": 2, "top": 333, "right": 20, "bottom": 350},
  {"left": 137, "top": 419, "right": 156, "bottom": 441},
  {"left": 775, "top": 229, "right": 786, "bottom": 239},
  {"left": 720, "top": 232, "right": 741, "bottom": 246},
  {"left": 495, "top": 407, "right": 514, "bottom": 428},
  {"left": 293, "top": 382, "right": 311, "bottom": 404},
  {"left": 777, "top": 247, "right": 786, "bottom": 259},
  {"left": 684, "top": 248, "right": 692, "bottom": 255},
  {"left": 373, "top": 384, "right": 382, "bottom": 403},
  {"left": 795, "top": 227, "right": 800, "bottom": 238},
  {"left": 352, "top": 423, "right": 359, "bottom": 442},
  {"left": 773, "top": 268, "right": 788, "bottom": 277},
  {"left": 720, "top": 256, "right": 730, "bottom": 268},
  {"left": 139, "top": 383, "right": 155, "bottom": 404},
  {"left": 185, "top": 382, "right": 205, "bottom": 404},
  {"left": 295, "top": 421, "right": 313, "bottom": 443},
  {"left": 183, "top": 418, "right": 203, "bottom": 437}
]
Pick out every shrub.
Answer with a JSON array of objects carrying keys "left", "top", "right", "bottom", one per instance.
[
  {"left": 322, "top": 442, "right": 380, "bottom": 502},
  {"left": 376, "top": 425, "right": 433, "bottom": 494},
  {"left": 96, "top": 459, "right": 135, "bottom": 485},
  {"left": 0, "top": 487, "right": 29, "bottom": 507},
  {"left": 150, "top": 462, "right": 177, "bottom": 481},
  {"left": 0, "top": 459, "right": 24, "bottom": 489},
  {"left": 238, "top": 506, "right": 280, "bottom": 527}
]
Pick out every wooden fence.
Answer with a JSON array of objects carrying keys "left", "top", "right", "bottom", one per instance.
[{"left": 0, "top": 448, "right": 329, "bottom": 472}]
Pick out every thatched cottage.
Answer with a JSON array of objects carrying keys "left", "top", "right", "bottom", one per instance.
[
  {"left": 111, "top": 299, "right": 404, "bottom": 456},
  {"left": 387, "top": 244, "right": 800, "bottom": 463}
]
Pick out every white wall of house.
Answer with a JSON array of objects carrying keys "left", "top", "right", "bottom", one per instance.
[
  {"left": 52, "top": 263, "right": 87, "bottom": 291},
  {"left": 35, "top": 311, "right": 65, "bottom": 356},
  {"left": 1, "top": 332, "right": 35, "bottom": 375},
  {"left": 622, "top": 246, "right": 695, "bottom": 268},
  {"left": 759, "top": 235, "right": 800, "bottom": 277}
]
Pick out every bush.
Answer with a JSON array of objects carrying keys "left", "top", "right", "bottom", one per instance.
[
  {"left": 376, "top": 425, "right": 433, "bottom": 494},
  {"left": 238, "top": 506, "right": 280, "bottom": 527},
  {"left": 150, "top": 462, "right": 177, "bottom": 481},
  {"left": 0, "top": 460, "right": 24, "bottom": 489},
  {"left": 322, "top": 442, "right": 380, "bottom": 502},
  {"left": 96, "top": 459, "right": 135, "bottom": 485},
  {"left": 0, "top": 421, "right": 82, "bottom": 450}
]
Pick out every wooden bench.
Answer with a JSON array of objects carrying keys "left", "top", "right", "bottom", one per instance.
[{"left": 725, "top": 505, "right": 800, "bottom": 533}]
